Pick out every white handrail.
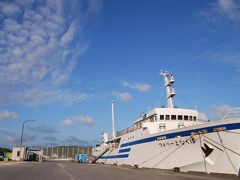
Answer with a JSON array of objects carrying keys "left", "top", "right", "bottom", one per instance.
[{"left": 223, "top": 108, "right": 240, "bottom": 120}]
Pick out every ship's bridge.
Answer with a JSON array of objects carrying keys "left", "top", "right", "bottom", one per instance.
[{"left": 133, "top": 108, "right": 207, "bottom": 134}]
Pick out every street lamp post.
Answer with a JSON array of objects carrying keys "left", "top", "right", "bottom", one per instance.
[{"left": 20, "top": 120, "right": 35, "bottom": 161}]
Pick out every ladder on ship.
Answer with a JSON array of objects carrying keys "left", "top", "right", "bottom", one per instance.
[{"left": 91, "top": 148, "right": 109, "bottom": 164}]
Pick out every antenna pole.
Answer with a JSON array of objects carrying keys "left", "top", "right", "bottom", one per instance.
[{"left": 112, "top": 102, "right": 116, "bottom": 138}]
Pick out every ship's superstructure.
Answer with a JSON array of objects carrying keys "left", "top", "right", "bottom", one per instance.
[{"left": 92, "top": 71, "right": 240, "bottom": 175}]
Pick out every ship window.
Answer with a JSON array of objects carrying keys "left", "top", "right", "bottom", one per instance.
[
  {"left": 189, "top": 116, "right": 192, "bottom": 121},
  {"left": 178, "top": 122, "right": 184, "bottom": 128},
  {"left": 178, "top": 115, "right": 183, "bottom": 120},
  {"left": 159, "top": 123, "right": 166, "bottom": 131},
  {"left": 166, "top": 115, "right": 170, "bottom": 120},
  {"left": 171, "top": 115, "right": 176, "bottom": 120},
  {"left": 193, "top": 116, "right": 196, "bottom": 121},
  {"left": 184, "top": 115, "right": 188, "bottom": 120},
  {"left": 160, "top": 115, "right": 164, "bottom": 120},
  {"left": 150, "top": 117, "right": 154, "bottom": 122}
]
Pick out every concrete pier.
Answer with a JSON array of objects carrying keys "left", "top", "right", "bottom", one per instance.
[{"left": 0, "top": 161, "right": 238, "bottom": 180}]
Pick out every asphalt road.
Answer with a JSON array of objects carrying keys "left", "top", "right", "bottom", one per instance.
[{"left": 0, "top": 161, "right": 238, "bottom": 180}]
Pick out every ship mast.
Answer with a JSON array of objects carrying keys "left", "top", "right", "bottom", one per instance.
[
  {"left": 160, "top": 71, "right": 176, "bottom": 108},
  {"left": 112, "top": 101, "right": 116, "bottom": 138}
]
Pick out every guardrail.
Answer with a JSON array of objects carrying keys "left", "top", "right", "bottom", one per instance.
[{"left": 223, "top": 108, "right": 240, "bottom": 120}]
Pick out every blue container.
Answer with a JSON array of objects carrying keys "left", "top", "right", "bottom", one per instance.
[{"left": 75, "top": 154, "right": 88, "bottom": 163}]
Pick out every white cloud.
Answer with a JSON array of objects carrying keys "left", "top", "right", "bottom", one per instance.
[
  {"left": 27, "top": 124, "right": 58, "bottom": 134},
  {"left": 207, "top": 104, "right": 232, "bottom": 120},
  {"left": 79, "top": 116, "right": 94, "bottom": 125},
  {"left": 122, "top": 81, "right": 151, "bottom": 92},
  {"left": 199, "top": 0, "right": 240, "bottom": 23},
  {"left": 62, "top": 136, "right": 92, "bottom": 146},
  {"left": 186, "top": 46, "right": 240, "bottom": 74},
  {"left": 0, "top": 130, "right": 37, "bottom": 147},
  {"left": 0, "top": 88, "right": 91, "bottom": 106},
  {"left": 62, "top": 119, "right": 74, "bottom": 127},
  {"left": 88, "top": 0, "right": 103, "bottom": 14},
  {"left": 62, "top": 115, "right": 94, "bottom": 127},
  {"left": 4, "top": 135, "right": 17, "bottom": 143},
  {"left": 198, "top": 112, "right": 208, "bottom": 121},
  {"left": 112, "top": 91, "right": 132, "bottom": 101},
  {"left": 0, "top": 0, "right": 102, "bottom": 106},
  {"left": 60, "top": 21, "right": 77, "bottom": 47},
  {"left": 0, "top": 2, "right": 21, "bottom": 17},
  {"left": 217, "top": 0, "right": 240, "bottom": 21},
  {"left": 0, "top": 110, "right": 18, "bottom": 120}
]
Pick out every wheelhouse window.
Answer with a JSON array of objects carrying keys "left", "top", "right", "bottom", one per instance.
[
  {"left": 165, "top": 115, "right": 170, "bottom": 120},
  {"left": 160, "top": 115, "right": 164, "bottom": 120},
  {"left": 171, "top": 115, "right": 176, "bottom": 120},
  {"left": 184, "top": 115, "right": 188, "bottom": 121},
  {"left": 159, "top": 123, "right": 166, "bottom": 131},
  {"left": 193, "top": 116, "right": 196, "bottom": 121},
  {"left": 189, "top": 116, "right": 192, "bottom": 121},
  {"left": 178, "top": 115, "right": 183, "bottom": 120}
]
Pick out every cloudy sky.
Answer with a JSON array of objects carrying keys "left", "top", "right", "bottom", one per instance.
[{"left": 0, "top": 0, "right": 239, "bottom": 148}]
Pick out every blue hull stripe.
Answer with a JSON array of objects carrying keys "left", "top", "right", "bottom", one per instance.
[
  {"left": 120, "top": 122, "right": 240, "bottom": 148},
  {"left": 119, "top": 148, "right": 131, "bottom": 153},
  {"left": 99, "top": 154, "right": 129, "bottom": 159}
]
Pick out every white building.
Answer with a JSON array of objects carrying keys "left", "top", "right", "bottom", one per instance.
[
  {"left": 11, "top": 147, "right": 25, "bottom": 161},
  {"left": 11, "top": 147, "right": 43, "bottom": 161}
]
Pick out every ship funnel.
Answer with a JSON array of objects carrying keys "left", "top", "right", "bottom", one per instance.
[{"left": 112, "top": 102, "right": 116, "bottom": 138}]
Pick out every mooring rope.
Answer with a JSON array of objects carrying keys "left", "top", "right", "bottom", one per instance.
[
  {"left": 151, "top": 136, "right": 195, "bottom": 168},
  {"left": 201, "top": 134, "right": 240, "bottom": 157},
  {"left": 139, "top": 144, "right": 176, "bottom": 165},
  {"left": 216, "top": 131, "right": 238, "bottom": 174},
  {"left": 137, "top": 130, "right": 240, "bottom": 174}
]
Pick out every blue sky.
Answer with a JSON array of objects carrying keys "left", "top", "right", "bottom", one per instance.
[{"left": 0, "top": 0, "right": 240, "bottom": 148}]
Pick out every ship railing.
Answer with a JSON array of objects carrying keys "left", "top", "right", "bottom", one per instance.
[
  {"left": 116, "top": 126, "right": 136, "bottom": 137},
  {"left": 223, "top": 108, "right": 240, "bottom": 120},
  {"left": 116, "top": 116, "right": 213, "bottom": 137}
]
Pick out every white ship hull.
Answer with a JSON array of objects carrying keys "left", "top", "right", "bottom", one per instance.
[
  {"left": 95, "top": 119, "right": 240, "bottom": 175},
  {"left": 93, "top": 71, "right": 240, "bottom": 175}
]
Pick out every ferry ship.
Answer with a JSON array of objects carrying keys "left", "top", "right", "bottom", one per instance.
[{"left": 92, "top": 71, "right": 240, "bottom": 175}]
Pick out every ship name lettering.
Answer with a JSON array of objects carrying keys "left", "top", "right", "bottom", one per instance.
[{"left": 158, "top": 138, "right": 195, "bottom": 147}]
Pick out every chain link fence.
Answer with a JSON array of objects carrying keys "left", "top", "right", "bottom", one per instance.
[{"left": 40, "top": 146, "right": 92, "bottom": 160}]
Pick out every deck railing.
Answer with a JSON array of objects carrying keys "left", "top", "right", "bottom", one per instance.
[
  {"left": 223, "top": 108, "right": 240, "bottom": 120},
  {"left": 116, "top": 126, "right": 136, "bottom": 137},
  {"left": 115, "top": 117, "right": 209, "bottom": 137}
]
